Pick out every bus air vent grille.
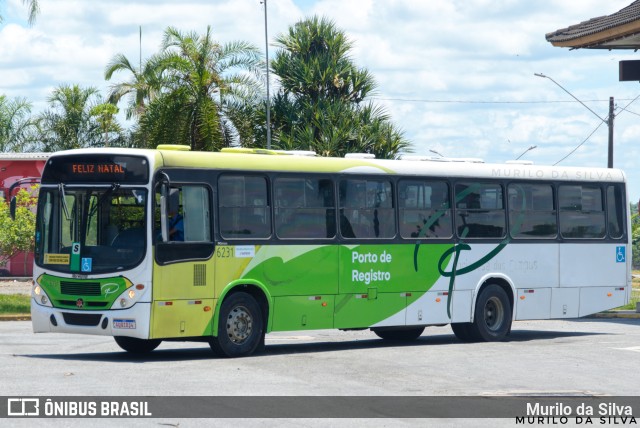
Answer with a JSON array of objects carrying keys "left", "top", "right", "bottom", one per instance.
[
  {"left": 60, "top": 281, "right": 101, "bottom": 296},
  {"left": 62, "top": 312, "right": 102, "bottom": 326},
  {"left": 194, "top": 264, "right": 206, "bottom": 286}
]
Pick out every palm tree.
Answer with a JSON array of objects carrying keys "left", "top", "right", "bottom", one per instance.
[
  {"left": 141, "top": 26, "right": 264, "bottom": 151},
  {"left": 36, "top": 84, "right": 105, "bottom": 151},
  {"left": 104, "top": 53, "right": 163, "bottom": 120},
  {"left": 270, "top": 16, "right": 409, "bottom": 158},
  {"left": 273, "top": 16, "right": 375, "bottom": 104},
  {"left": 0, "top": 1, "right": 39, "bottom": 25},
  {"left": 0, "top": 95, "right": 35, "bottom": 152}
]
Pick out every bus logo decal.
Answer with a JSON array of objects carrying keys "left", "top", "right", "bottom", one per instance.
[{"left": 101, "top": 283, "right": 120, "bottom": 297}]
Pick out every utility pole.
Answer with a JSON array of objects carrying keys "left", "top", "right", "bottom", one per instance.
[{"left": 608, "top": 97, "right": 614, "bottom": 168}]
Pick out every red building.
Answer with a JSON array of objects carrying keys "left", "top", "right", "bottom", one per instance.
[{"left": 0, "top": 153, "right": 49, "bottom": 277}]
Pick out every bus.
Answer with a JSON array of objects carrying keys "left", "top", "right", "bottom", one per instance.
[
  {"left": 0, "top": 152, "right": 48, "bottom": 277},
  {"left": 30, "top": 146, "right": 631, "bottom": 357}
]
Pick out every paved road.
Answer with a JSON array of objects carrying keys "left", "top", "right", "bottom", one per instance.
[{"left": 1, "top": 318, "right": 639, "bottom": 427}]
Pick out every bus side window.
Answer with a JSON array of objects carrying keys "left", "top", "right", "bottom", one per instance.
[
  {"left": 607, "top": 185, "right": 624, "bottom": 239},
  {"left": 219, "top": 175, "right": 271, "bottom": 239},
  {"left": 559, "top": 185, "right": 605, "bottom": 239},
  {"left": 182, "top": 186, "right": 211, "bottom": 242},
  {"left": 161, "top": 185, "right": 211, "bottom": 243},
  {"left": 455, "top": 183, "right": 505, "bottom": 238},
  {"left": 339, "top": 179, "right": 395, "bottom": 239},
  {"left": 274, "top": 177, "right": 336, "bottom": 239},
  {"left": 508, "top": 184, "right": 557, "bottom": 239},
  {"left": 398, "top": 180, "right": 452, "bottom": 239}
]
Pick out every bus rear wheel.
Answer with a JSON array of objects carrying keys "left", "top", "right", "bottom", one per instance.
[
  {"left": 450, "top": 322, "right": 479, "bottom": 342},
  {"left": 210, "top": 292, "right": 264, "bottom": 358},
  {"left": 114, "top": 336, "right": 162, "bottom": 354},
  {"left": 471, "top": 284, "right": 512, "bottom": 341},
  {"left": 372, "top": 326, "right": 425, "bottom": 341}
]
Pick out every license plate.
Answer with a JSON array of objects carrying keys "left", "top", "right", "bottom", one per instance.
[{"left": 113, "top": 319, "right": 136, "bottom": 329}]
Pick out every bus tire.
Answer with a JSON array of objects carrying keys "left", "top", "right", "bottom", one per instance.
[
  {"left": 450, "top": 322, "right": 479, "bottom": 342},
  {"left": 471, "top": 284, "right": 512, "bottom": 341},
  {"left": 114, "top": 336, "right": 161, "bottom": 354},
  {"left": 372, "top": 327, "right": 425, "bottom": 341},
  {"left": 210, "top": 292, "right": 264, "bottom": 358}
]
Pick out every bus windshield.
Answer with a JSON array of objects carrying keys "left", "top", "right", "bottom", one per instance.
[{"left": 35, "top": 185, "right": 147, "bottom": 274}]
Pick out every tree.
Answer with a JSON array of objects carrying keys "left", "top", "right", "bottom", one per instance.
[
  {"left": 0, "top": 0, "right": 39, "bottom": 26},
  {"left": 270, "top": 16, "right": 409, "bottom": 158},
  {"left": 0, "top": 188, "right": 37, "bottom": 270},
  {"left": 104, "top": 53, "right": 164, "bottom": 120},
  {"left": 133, "top": 26, "right": 264, "bottom": 151},
  {"left": 35, "top": 84, "right": 110, "bottom": 151},
  {"left": 90, "top": 102, "right": 121, "bottom": 147},
  {"left": 0, "top": 95, "right": 35, "bottom": 152}
]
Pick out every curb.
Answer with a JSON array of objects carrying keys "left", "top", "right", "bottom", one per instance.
[
  {"left": 0, "top": 314, "right": 31, "bottom": 321},
  {"left": 590, "top": 311, "right": 640, "bottom": 319}
]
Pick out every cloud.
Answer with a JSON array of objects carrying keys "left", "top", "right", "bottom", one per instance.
[{"left": 1, "top": 0, "right": 639, "bottom": 196}]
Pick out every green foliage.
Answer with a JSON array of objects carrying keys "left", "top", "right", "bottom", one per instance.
[
  {"left": 0, "top": 294, "right": 31, "bottom": 314},
  {"left": 0, "top": 95, "right": 35, "bottom": 152},
  {"left": 270, "top": 16, "right": 410, "bottom": 158},
  {"left": 0, "top": 188, "right": 37, "bottom": 268},
  {"left": 6, "top": 19, "right": 409, "bottom": 157},
  {"left": 111, "top": 26, "right": 264, "bottom": 151},
  {"left": 35, "top": 84, "right": 105, "bottom": 150},
  {"left": 0, "top": 1, "right": 38, "bottom": 26},
  {"left": 90, "top": 102, "right": 121, "bottom": 147}
]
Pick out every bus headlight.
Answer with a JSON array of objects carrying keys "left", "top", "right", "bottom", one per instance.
[
  {"left": 32, "top": 284, "right": 53, "bottom": 308},
  {"left": 113, "top": 284, "right": 145, "bottom": 309}
]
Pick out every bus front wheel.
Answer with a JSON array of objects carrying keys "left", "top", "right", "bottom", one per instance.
[
  {"left": 210, "top": 292, "right": 264, "bottom": 358},
  {"left": 471, "top": 284, "right": 512, "bottom": 341},
  {"left": 114, "top": 336, "right": 162, "bottom": 354}
]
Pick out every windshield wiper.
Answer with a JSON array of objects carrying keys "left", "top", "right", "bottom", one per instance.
[
  {"left": 58, "top": 183, "right": 70, "bottom": 220},
  {"left": 89, "top": 183, "right": 120, "bottom": 218}
]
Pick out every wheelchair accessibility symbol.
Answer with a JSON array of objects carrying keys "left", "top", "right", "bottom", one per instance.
[
  {"left": 81, "top": 258, "right": 93, "bottom": 272},
  {"left": 616, "top": 246, "right": 626, "bottom": 263}
]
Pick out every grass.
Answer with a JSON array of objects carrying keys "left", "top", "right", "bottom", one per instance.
[
  {"left": 0, "top": 294, "right": 30, "bottom": 315},
  {"left": 615, "top": 271, "right": 640, "bottom": 311}
]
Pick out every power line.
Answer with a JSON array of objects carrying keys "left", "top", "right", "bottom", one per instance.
[
  {"left": 553, "top": 121, "right": 605, "bottom": 166},
  {"left": 621, "top": 108, "right": 640, "bottom": 117},
  {"left": 615, "top": 92, "right": 640, "bottom": 118},
  {"left": 372, "top": 97, "right": 639, "bottom": 105}
]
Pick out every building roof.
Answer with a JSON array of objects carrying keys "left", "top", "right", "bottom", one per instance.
[
  {"left": 546, "top": 1, "right": 640, "bottom": 49},
  {"left": 0, "top": 152, "right": 50, "bottom": 161}
]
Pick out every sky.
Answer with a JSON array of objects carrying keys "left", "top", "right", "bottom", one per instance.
[{"left": 2, "top": 0, "right": 640, "bottom": 200}]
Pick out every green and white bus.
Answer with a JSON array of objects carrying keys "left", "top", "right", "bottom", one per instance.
[{"left": 31, "top": 146, "right": 631, "bottom": 357}]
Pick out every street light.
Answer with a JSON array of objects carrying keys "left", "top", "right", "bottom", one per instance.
[
  {"left": 515, "top": 145, "right": 537, "bottom": 160},
  {"left": 534, "top": 73, "right": 614, "bottom": 168},
  {"left": 429, "top": 149, "right": 444, "bottom": 157},
  {"left": 262, "top": 0, "right": 272, "bottom": 149}
]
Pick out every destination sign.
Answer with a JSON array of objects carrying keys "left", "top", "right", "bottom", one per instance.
[
  {"left": 41, "top": 154, "right": 149, "bottom": 184},
  {"left": 71, "top": 163, "right": 126, "bottom": 174}
]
